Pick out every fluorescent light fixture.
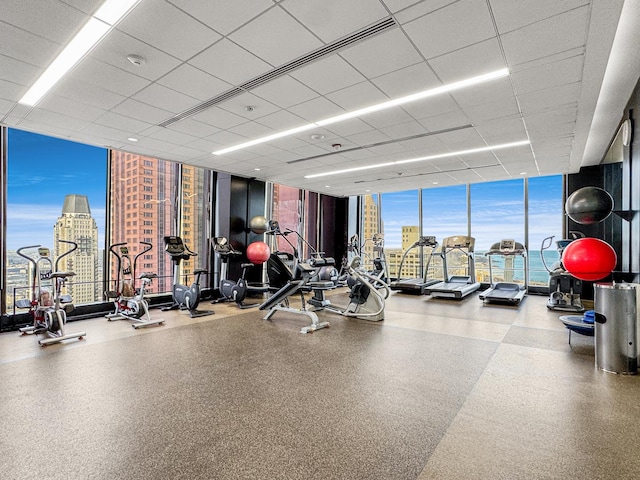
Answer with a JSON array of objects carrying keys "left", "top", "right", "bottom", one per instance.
[
  {"left": 94, "top": 0, "right": 140, "bottom": 25},
  {"left": 212, "top": 68, "right": 509, "bottom": 156},
  {"left": 18, "top": 0, "right": 141, "bottom": 106},
  {"left": 303, "top": 140, "right": 530, "bottom": 179}
]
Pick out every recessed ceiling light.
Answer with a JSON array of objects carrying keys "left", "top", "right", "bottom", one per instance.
[
  {"left": 212, "top": 68, "right": 509, "bottom": 156},
  {"left": 128, "top": 137, "right": 138, "bottom": 142},
  {"left": 310, "top": 134, "right": 325, "bottom": 141},
  {"left": 520, "top": 171, "right": 527, "bottom": 175},
  {"left": 432, "top": 181, "right": 439, "bottom": 185},
  {"left": 254, "top": 168, "right": 261, "bottom": 171},
  {"left": 325, "top": 185, "right": 330, "bottom": 188}
]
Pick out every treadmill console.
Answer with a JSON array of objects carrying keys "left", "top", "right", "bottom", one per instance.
[
  {"left": 418, "top": 236, "right": 437, "bottom": 247},
  {"left": 499, "top": 239, "right": 516, "bottom": 251}
]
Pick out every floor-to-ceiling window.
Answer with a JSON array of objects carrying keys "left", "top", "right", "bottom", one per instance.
[
  {"left": 380, "top": 190, "right": 419, "bottom": 280},
  {"left": 271, "top": 185, "right": 302, "bottom": 260},
  {"left": 422, "top": 185, "right": 468, "bottom": 280},
  {"left": 470, "top": 179, "right": 525, "bottom": 284},
  {"left": 5, "top": 129, "right": 107, "bottom": 311},
  {"left": 528, "top": 175, "right": 563, "bottom": 287}
]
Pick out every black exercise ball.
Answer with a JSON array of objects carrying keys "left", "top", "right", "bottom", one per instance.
[{"left": 565, "top": 186, "right": 613, "bottom": 225}]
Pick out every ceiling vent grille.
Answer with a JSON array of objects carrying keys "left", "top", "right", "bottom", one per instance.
[{"left": 159, "top": 17, "right": 397, "bottom": 127}]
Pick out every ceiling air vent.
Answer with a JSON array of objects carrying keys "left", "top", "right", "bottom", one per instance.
[{"left": 159, "top": 17, "right": 398, "bottom": 128}]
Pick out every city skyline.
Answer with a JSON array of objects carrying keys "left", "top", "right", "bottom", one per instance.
[
  {"left": 6, "top": 129, "right": 107, "bottom": 250},
  {"left": 7, "top": 128, "right": 562, "bottom": 254}
]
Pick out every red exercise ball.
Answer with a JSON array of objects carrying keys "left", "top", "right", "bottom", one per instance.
[
  {"left": 246, "top": 241, "right": 271, "bottom": 264},
  {"left": 562, "top": 238, "right": 617, "bottom": 281}
]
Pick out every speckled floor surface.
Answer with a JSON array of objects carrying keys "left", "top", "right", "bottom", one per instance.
[{"left": 1, "top": 291, "right": 639, "bottom": 479}]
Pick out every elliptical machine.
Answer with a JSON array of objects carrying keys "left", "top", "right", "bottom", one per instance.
[
  {"left": 16, "top": 240, "right": 86, "bottom": 346},
  {"left": 211, "top": 236, "right": 265, "bottom": 308},
  {"left": 105, "top": 241, "right": 164, "bottom": 328},
  {"left": 541, "top": 235, "right": 585, "bottom": 312},
  {"left": 162, "top": 235, "right": 214, "bottom": 318}
]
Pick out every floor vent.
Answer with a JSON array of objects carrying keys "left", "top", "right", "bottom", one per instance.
[{"left": 159, "top": 17, "right": 398, "bottom": 128}]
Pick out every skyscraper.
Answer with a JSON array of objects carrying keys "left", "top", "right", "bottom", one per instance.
[{"left": 53, "top": 194, "right": 100, "bottom": 304}]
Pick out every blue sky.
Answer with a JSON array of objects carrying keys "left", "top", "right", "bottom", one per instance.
[{"left": 6, "top": 129, "right": 107, "bottom": 250}]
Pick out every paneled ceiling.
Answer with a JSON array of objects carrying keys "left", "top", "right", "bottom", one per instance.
[{"left": 2, "top": 0, "right": 640, "bottom": 197}]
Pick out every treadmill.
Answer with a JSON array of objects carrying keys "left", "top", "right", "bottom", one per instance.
[
  {"left": 424, "top": 235, "right": 481, "bottom": 299},
  {"left": 389, "top": 236, "right": 440, "bottom": 294},
  {"left": 478, "top": 239, "right": 528, "bottom": 306}
]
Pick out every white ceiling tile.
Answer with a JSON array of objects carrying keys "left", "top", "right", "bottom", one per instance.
[
  {"left": 88, "top": 30, "right": 183, "bottom": 81},
  {"left": 0, "top": 55, "right": 39, "bottom": 88},
  {"left": 393, "top": 0, "right": 457, "bottom": 25},
  {"left": 38, "top": 94, "right": 105, "bottom": 122},
  {"left": 229, "top": 6, "right": 323, "bottom": 67},
  {"left": 71, "top": 57, "right": 151, "bottom": 97},
  {"left": 94, "top": 111, "right": 154, "bottom": 134},
  {"left": 166, "top": 119, "right": 219, "bottom": 138},
  {"left": 228, "top": 121, "right": 275, "bottom": 139},
  {"left": 157, "top": 64, "right": 232, "bottom": 102},
  {"left": 511, "top": 55, "right": 584, "bottom": 96},
  {"left": 22, "top": 108, "right": 87, "bottom": 132},
  {"left": 340, "top": 28, "right": 423, "bottom": 78},
  {"left": 462, "top": 96, "right": 520, "bottom": 123},
  {"left": 256, "top": 109, "right": 308, "bottom": 130},
  {"left": 418, "top": 110, "right": 472, "bottom": 132},
  {"left": 292, "top": 55, "right": 366, "bottom": 95},
  {"left": 288, "top": 96, "right": 345, "bottom": 122},
  {"left": 403, "top": 0, "right": 496, "bottom": 60},
  {"left": 282, "top": 0, "right": 389, "bottom": 43},
  {"left": 76, "top": 123, "right": 132, "bottom": 142},
  {"left": 0, "top": 79, "right": 27, "bottom": 103},
  {"left": 361, "top": 108, "right": 415, "bottom": 129},
  {"left": 489, "top": 0, "right": 591, "bottom": 33},
  {"left": 325, "top": 81, "right": 387, "bottom": 111},
  {"left": 0, "top": 98, "right": 14, "bottom": 115},
  {"left": 53, "top": 77, "right": 126, "bottom": 110},
  {"left": 117, "top": 0, "right": 221, "bottom": 60},
  {"left": 0, "top": 0, "right": 87, "bottom": 45},
  {"left": 403, "top": 95, "right": 460, "bottom": 122},
  {"left": 324, "top": 118, "right": 375, "bottom": 137},
  {"left": 147, "top": 128, "right": 199, "bottom": 146},
  {"left": 0, "top": 22, "right": 59, "bottom": 67},
  {"left": 450, "top": 77, "right": 514, "bottom": 108},
  {"left": 191, "top": 106, "right": 249, "bottom": 130},
  {"left": 217, "top": 92, "right": 280, "bottom": 120},
  {"left": 501, "top": 7, "right": 590, "bottom": 67},
  {"left": 518, "top": 83, "right": 581, "bottom": 115},
  {"left": 111, "top": 99, "right": 173, "bottom": 125},
  {"left": 428, "top": 38, "right": 505, "bottom": 84},
  {"left": 189, "top": 39, "right": 272, "bottom": 85},
  {"left": 371, "top": 63, "right": 440, "bottom": 98},
  {"left": 168, "top": 0, "right": 274, "bottom": 36},
  {"left": 251, "top": 75, "right": 319, "bottom": 109},
  {"left": 132, "top": 83, "right": 199, "bottom": 115}
]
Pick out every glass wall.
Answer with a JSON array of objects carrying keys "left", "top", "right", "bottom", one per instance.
[
  {"left": 380, "top": 190, "right": 419, "bottom": 280},
  {"left": 109, "top": 151, "right": 178, "bottom": 296},
  {"left": 528, "top": 175, "right": 563, "bottom": 287},
  {"left": 6, "top": 129, "right": 107, "bottom": 310},
  {"left": 422, "top": 185, "right": 468, "bottom": 280},
  {"left": 470, "top": 180, "right": 525, "bottom": 284},
  {"left": 270, "top": 184, "right": 302, "bottom": 260}
]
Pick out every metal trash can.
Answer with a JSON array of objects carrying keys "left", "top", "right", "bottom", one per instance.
[{"left": 594, "top": 283, "right": 638, "bottom": 374}]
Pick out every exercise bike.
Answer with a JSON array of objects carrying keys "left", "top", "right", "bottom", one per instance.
[
  {"left": 211, "top": 237, "right": 266, "bottom": 309},
  {"left": 16, "top": 240, "right": 86, "bottom": 346},
  {"left": 541, "top": 235, "right": 585, "bottom": 312},
  {"left": 105, "top": 241, "right": 164, "bottom": 328},
  {"left": 162, "top": 235, "right": 214, "bottom": 318}
]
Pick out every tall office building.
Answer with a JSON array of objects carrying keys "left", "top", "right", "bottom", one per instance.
[
  {"left": 53, "top": 194, "right": 100, "bottom": 304},
  {"left": 109, "top": 151, "right": 205, "bottom": 294},
  {"left": 109, "top": 151, "right": 175, "bottom": 294}
]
